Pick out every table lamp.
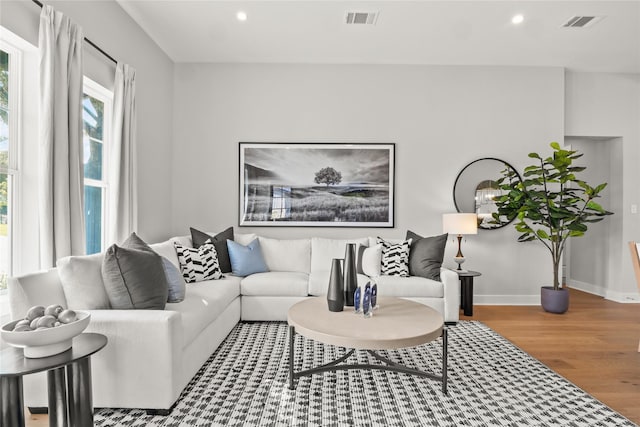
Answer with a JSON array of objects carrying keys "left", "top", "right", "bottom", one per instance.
[{"left": 442, "top": 213, "right": 478, "bottom": 270}]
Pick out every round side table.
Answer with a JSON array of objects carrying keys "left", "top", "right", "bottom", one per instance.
[{"left": 0, "top": 332, "right": 107, "bottom": 427}]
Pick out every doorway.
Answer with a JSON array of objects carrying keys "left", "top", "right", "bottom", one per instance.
[{"left": 564, "top": 136, "right": 623, "bottom": 297}]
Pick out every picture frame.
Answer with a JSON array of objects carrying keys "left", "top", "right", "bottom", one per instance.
[{"left": 239, "top": 142, "right": 395, "bottom": 227}]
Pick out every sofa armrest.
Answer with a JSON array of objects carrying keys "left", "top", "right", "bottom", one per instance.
[
  {"left": 440, "top": 268, "right": 460, "bottom": 323},
  {"left": 85, "top": 309, "right": 184, "bottom": 409}
]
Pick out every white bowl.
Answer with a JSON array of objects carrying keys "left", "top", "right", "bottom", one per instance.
[{"left": 1, "top": 311, "right": 91, "bottom": 358}]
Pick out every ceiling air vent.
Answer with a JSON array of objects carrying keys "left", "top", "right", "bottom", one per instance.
[
  {"left": 345, "top": 11, "right": 378, "bottom": 25},
  {"left": 562, "top": 16, "right": 602, "bottom": 28}
]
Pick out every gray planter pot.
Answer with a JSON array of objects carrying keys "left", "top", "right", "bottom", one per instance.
[{"left": 540, "top": 286, "right": 569, "bottom": 314}]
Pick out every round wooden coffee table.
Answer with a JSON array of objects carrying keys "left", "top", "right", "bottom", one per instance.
[{"left": 287, "top": 296, "right": 448, "bottom": 394}]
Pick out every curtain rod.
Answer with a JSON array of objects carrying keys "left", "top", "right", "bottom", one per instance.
[{"left": 32, "top": 0, "right": 118, "bottom": 65}]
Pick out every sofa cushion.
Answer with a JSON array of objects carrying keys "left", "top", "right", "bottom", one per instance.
[
  {"left": 310, "top": 237, "right": 369, "bottom": 273},
  {"left": 190, "top": 227, "right": 234, "bottom": 273},
  {"left": 166, "top": 276, "right": 241, "bottom": 348},
  {"left": 374, "top": 275, "right": 444, "bottom": 298},
  {"left": 377, "top": 237, "right": 412, "bottom": 277},
  {"left": 150, "top": 239, "right": 181, "bottom": 268},
  {"left": 57, "top": 253, "right": 111, "bottom": 309},
  {"left": 174, "top": 241, "right": 224, "bottom": 283},
  {"left": 240, "top": 272, "right": 309, "bottom": 297},
  {"left": 234, "top": 233, "right": 258, "bottom": 246},
  {"left": 161, "top": 257, "right": 186, "bottom": 303},
  {"left": 357, "top": 243, "right": 382, "bottom": 277},
  {"left": 406, "top": 231, "right": 448, "bottom": 281},
  {"left": 258, "top": 237, "right": 311, "bottom": 273},
  {"left": 308, "top": 271, "right": 370, "bottom": 296},
  {"left": 102, "top": 233, "right": 168, "bottom": 310},
  {"left": 227, "top": 239, "right": 269, "bottom": 276}
]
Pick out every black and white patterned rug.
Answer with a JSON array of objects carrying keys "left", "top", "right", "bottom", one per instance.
[{"left": 95, "top": 321, "right": 637, "bottom": 426}]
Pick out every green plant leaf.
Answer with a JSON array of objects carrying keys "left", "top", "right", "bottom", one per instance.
[
  {"left": 586, "top": 200, "right": 606, "bottom": 213},
  {"left": 567, "top": 222, "right": 588, "bottom": 232},
  {"left": 536, "top": 229, "right": 549, "bottom": 239},
  {"left": 594, "top": 183, "right": 608, "bottom": 194},
  {"left": 550, "top": 142, "right": 561, "bottom": 150}
]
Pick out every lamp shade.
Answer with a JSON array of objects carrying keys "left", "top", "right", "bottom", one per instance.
[{"left": 442, "top": 213, "right": 478, "bottom": 235}]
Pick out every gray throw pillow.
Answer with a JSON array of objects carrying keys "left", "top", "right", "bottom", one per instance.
[
  {"left": 161, "top": 257, "right": 186, "bottom": 303},
  {"left": 102, "top": 232, "right": 169, "bottom": 309},
  {"left": 406, "top": 231, "right": 448, "bottom": 281},
  {"left": 190, "top": 227, "right": 234, "bottom": 273}
]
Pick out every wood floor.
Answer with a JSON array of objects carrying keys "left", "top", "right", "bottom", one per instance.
[
  {"left": 25, "top": 288, "right": 640, "bottom": 426},
  {"left": 472, "top": 288, "right": 640, "bottom": 424}
]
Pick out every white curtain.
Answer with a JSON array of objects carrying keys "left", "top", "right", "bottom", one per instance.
[
  {"left": 38, "top": 5, "right": 85, "bottom": 268},
  {"left": 108, "top": 63, "right": 137, "bottom": 245}
]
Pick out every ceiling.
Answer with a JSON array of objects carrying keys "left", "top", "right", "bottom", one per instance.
[{"left": 115, "top": 1, "right": 640, "bottom": 73}]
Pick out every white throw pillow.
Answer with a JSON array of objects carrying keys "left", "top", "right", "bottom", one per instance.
[
  {"left": 57, "top": 253, "right": 111, "bottom": 309},
  {"left": 361, "top": 243, "right": 383, "bottom": 277}
]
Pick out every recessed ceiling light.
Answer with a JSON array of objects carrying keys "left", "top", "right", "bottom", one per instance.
[
  {"left": 237, "top": 11, "right": 247, "bottom": 22},
  {"left": 512, "top": 14, "right": 524, "bottom": 25}
]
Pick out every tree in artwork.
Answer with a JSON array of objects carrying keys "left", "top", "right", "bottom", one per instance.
[{"left": 314, "top": 167, "right": 342, "bottom": 187}]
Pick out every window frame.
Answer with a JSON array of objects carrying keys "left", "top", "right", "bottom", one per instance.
[
  {"left": 82, "top": 77, "right": 113, "bottom": 254},
  {"left": 0, "top": 37, "right": 24, "bottom": 289}
]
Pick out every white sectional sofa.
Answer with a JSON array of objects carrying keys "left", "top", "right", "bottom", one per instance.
[{"left": 8, "top": 232, "right": 459, "bottom": 413}]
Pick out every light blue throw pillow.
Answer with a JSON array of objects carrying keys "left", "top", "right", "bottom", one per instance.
[
  {"left": 226, "top": 238, "right": 269, "bottom": 276},
  {"left": 161, "top": 257, "right": 186, "bottom": 303}
]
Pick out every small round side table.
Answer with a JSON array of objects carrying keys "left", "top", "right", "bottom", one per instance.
[{"left": 0, "top": 332, "right": 107, "bottom": 427}]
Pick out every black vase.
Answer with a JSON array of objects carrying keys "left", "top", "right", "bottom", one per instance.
[
  {"left": 343, "top": 243, "right": 358, "bottom": 306},
  {"left": 327, "top": 258, "right": 344, "bottom": 312}
]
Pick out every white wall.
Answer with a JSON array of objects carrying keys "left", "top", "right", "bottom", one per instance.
[
  {"left": 565, "top": 72, "right": 640, "bottom": 302},
  {"left": 173, "top": 63, "right": 565, "bottom": 302},
  {"left": 0, "top": 0, "right": 174, "bottom": 251}
]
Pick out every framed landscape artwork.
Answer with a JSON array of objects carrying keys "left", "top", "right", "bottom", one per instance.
[{"left": 239, "top": 143, "right": 395, "bottom": 227}]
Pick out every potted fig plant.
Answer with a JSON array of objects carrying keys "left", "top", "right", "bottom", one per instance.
[{"left": 492, "top": 142, "right": 613, "bottom": 313}]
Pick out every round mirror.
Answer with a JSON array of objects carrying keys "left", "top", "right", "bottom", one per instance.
[{"left": 453, "top": 158, "right": 522, "bottom": 229}]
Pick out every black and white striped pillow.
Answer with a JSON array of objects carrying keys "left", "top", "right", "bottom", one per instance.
[
  {"left": 377, "top": 237, "right": 412, "bottom": 277},
  {"left": 174, "top": 239, "right": 224, "bottom": 283}
]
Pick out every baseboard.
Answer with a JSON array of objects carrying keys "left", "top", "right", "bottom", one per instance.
[
  {"left": 568, "top": 280, "right": 640, "bottom": 303},
  {"left": 603, "top": 290, "right": 640, "bottom": 303},
  {"left": 474, "top": 295, "right": 539, "bottom": 305},
  {"left": 568, "top": 279, "right": 606, "bottom": 297}
]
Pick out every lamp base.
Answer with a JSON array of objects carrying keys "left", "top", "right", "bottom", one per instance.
[{"left": 454, "top": 256, "right": 466, "bottom": 271}]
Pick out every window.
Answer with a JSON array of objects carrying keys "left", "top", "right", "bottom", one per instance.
[
  {"left": 82, "top": 78, "right": 112, "bottom": 254},
  {"left": 0, "top": 41, "right": 20, "bottom": 292},
  {"left": 271, "top": 186, "right": 292, "bottom": 220}
]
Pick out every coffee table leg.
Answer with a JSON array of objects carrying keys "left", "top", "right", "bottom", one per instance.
[
  {"left": 1, "top": 375, "right": 24, "bottom": 427},
  {"left": 289, "top": 325, "right": 295, "bottom": 390},
  {"left": 442, "top": 327, "right": 448, "bottom": 395},
  {"left": 67, "top": 357, "right": 93, "bottom": 427},
  {"left": 48, "top": 367, "right": 68, "bottom": 427}
]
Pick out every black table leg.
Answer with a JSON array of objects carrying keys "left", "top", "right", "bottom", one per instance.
[
  {"left": 461, "top": 276, "right": 474, "bottom": 316},
  {"left": 67, "top": 357, "right": 93, "bottom": 427},
  {"left": 442, "top": 327, "right": 448, "bottom": 395},
  {"left": 1, "top": 375, "right": 24, "bottom": 427},
  {"left": 48, "top": 367, "right": 68, "bottom": 427},
  {"left": 289, "top": 326, "right": 295, "bottom": 390}
]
